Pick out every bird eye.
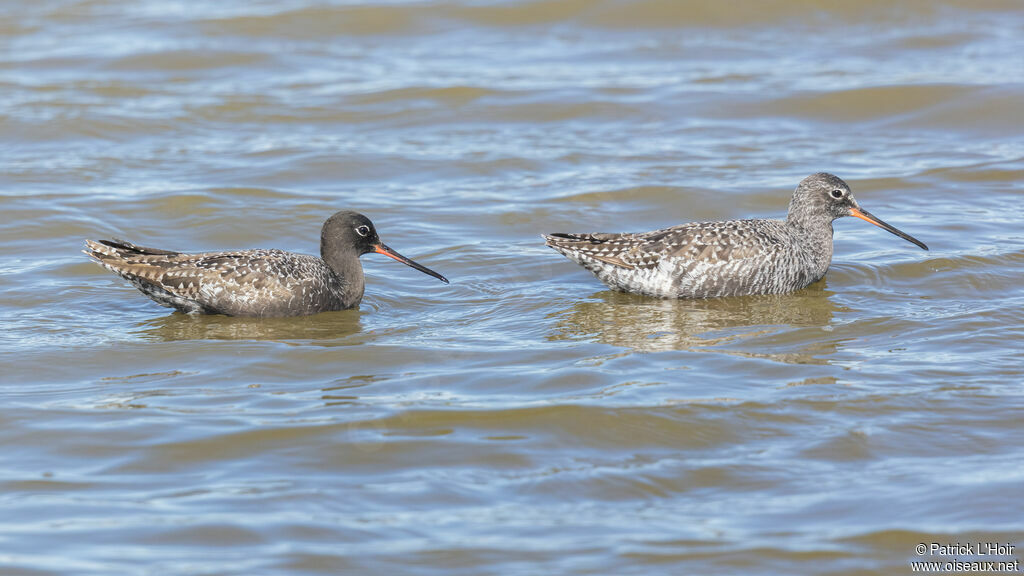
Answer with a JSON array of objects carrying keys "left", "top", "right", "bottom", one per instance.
[
  {"left": 355, "top": 225, "right": 371, "bottom": 237},
  {"left": 830, "top": 189, "right": 844, "bottom": 199}
]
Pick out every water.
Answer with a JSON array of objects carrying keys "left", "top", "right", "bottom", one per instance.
[{"left": 2, "top": 1, "right": 1024, "bottom": 574}]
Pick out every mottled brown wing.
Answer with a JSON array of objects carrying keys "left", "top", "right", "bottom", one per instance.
[
  {"left": 627, "top": 220, "right": 785, "bottom": 267},
  {"left": 175, "top": 250, "right": 320, "bottom": 313}
]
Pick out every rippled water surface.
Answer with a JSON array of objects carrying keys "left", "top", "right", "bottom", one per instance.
[{"left": 2, "top": 1, "right": 1024, "bottom": 574}]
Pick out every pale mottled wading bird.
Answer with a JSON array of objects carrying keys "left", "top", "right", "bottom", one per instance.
[
  {"left": 85, "top": 211, "right": 448, "bottom": 317},
  {"left": 543, "top": 173, "right": 928, "bottom": 299}
]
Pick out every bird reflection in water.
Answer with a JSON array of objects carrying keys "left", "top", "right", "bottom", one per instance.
[
  {"left": 549, "top": 282, "right": 842, "bottom": 363},
  {"left": 133, "top": 309, "right": 365, "bottom": 343}
]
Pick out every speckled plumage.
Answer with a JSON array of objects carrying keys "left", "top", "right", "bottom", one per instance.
[
  {"left": 544, "top": 173, "right": 928, "bottom": 299},
  {"left": 85, "top": 211, "right": 448, "bottom": 317}
]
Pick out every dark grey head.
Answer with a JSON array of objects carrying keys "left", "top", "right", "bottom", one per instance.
[
  {"left": 787, "top": 173, "right": 928, "bottom": 250},
  {"left": 321, "top": 211, "right": 449, "bottom": 283}
]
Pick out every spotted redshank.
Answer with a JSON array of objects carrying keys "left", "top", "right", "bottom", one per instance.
[
  {"left": 543, "top": 173, "right": 927, "bottom": 298},
  {"left": 85, "top": 211, "right": 448, "bottom": 316}
]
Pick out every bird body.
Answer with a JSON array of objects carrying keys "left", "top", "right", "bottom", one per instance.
[
  {"left": 544, "top": 173, "right": 927, "bottom": 299},
  {"left": 85, "top": 211, "right": 447, "bottom": 317},
  {"left": 547, "top": 218, "right": 832, "bottom": 299},
  {"left": 85, "top": 242, "right": 357, "bottom": 316}
]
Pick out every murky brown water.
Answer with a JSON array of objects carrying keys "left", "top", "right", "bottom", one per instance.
[{"left": 2, "top": 1, "right": 1023, "bottom": 574}]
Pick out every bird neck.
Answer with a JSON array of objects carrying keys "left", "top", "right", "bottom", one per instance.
[
  {"left": 786, "top": 212, "right": 833, "bottom": 237},
  {"left": 786, "top": 216, "right": 834, "bottom": 278},
  {"left": 321, "top": 243, "right": 365, "bottom": 308}
]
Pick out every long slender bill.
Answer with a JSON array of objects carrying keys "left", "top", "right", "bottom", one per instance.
[
  {"left": 374, "top": 244, "right": 449, "bottom": 283},
  {"left": 849, "top": 207, "right": 928, "bottom": 250}
]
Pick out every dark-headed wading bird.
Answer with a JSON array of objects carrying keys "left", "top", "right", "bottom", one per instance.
[
  {"left": 85, "top": 211, "right": 448, "bottom": 317},
  {"left": 543, "top": 173, "right": 927, "bottom": 298}
]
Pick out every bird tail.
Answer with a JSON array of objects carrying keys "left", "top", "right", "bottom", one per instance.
[
  {"left": 541, "top": 233, "right": 635, "bottom": 269},
  {"left": 542, "top": 232, "right": 603, "bottom": 248},
  {"left": 83, "top": 239, "right": 180, "bottom": 282}
]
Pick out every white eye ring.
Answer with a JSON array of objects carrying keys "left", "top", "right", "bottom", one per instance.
[
  {"left": 355, "top": 225, "right": 371, "bottom": 237},
  {"left": 830, "top": 189, "right": 844, "bottom": 199}
]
